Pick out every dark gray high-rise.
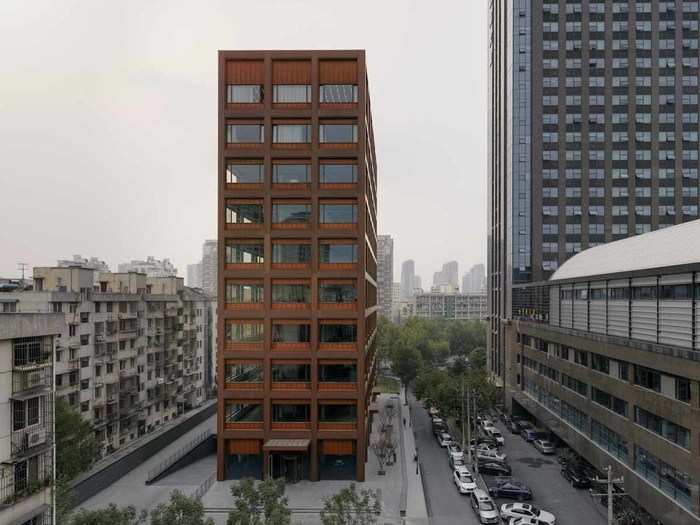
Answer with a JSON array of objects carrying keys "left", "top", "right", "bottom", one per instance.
[{"left": 489, "top": 0, "right": 700, "bottom": 380}]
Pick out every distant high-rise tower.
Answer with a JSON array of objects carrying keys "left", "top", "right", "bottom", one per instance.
[
  {"left": 412, "top": 275, "right": 422, "bottom": 294},
  {"left": 400, "top": 259, "right": 416, "bottom": 299},
  {"left": 187, "top": 262, "right": 203, "bottom": 288},
  {"left": 201, "top": 240, "right": 217, "bottom": 296},
  {"left": 462, "top": 263, "right": 485, "bottom": 293},
  {"left": 377, "top": 235, "right": 394, "bottom": 318}
]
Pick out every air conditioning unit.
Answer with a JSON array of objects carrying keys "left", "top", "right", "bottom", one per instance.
[
  {"left": 26, "top": 429, "right": 47, "bottom": 448},
  {"left": 26, "top": 371, "right": 43, "bottom": 389}
]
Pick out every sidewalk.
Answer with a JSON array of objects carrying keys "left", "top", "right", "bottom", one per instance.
[
  {"left": 202, "top": 392, "right": 429, "bottom": 524},
  {"left": 402, "top": 388, "right": 430, "bottom": 525}
]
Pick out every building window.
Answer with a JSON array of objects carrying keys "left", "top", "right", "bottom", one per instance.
[
  {"left": 319, "top": 203, "right": 357, "bottom": 224},
  {"left": 591, "top": 420, "right": 628, "bottom": 462},
  {"left": 226, "top": 322, "right": 264, "bottom": 343},
  {"left": 319, "top": 324, "right": 357, "bottom": 343},
  {"left": 319, "top": 363, "right": 357, "bottom": 383},
  {"left": 320, "top": 243, "right": 358, "bottom": 264},
  {"left": 272, "top": 324, "right": 310, "bottom": 343},
  {"left": 227, "top": 124, "right": 264, "bottom": 144},
  {"left": 226, "top": 242, "right": 264, "bottom": 264},
  {"left": 272, "top": 203, "right": 311, "bottom": 224},
  {"left": 634, "top": 365, "right": 661, "bottom": 392},
  {"left": 634, "top": 446, "right": 693, "bottom": 509},
  {"left": 591, "top": 387, "right": 628, "bottom": 417},
  {"left": 272, "top": 243, "right": 311, "bottom": 264},
  {"left": 225, "top": 363, "right": 263, "bottom": 383},
  {"left": 319, "top": 404, "right": 357, "bottom": 422},
  {"left": 320, "top": 123, "right": 358, "bottom": 143},
  {"left": 227, "top": 85, "right": 262, "bottom": 103},
  {"left": 591, "top": 354, "right": 609, "bottom": 374},
  {"left": 226, "top": 163, "right": 263, "bottom": 184},
  {"left": 272, "top": 284, "right": 310, "bottom": 304},
  {"left": 271, "top": 364, "right": 310, "bottom": 382},
  {"left": 12, "top": 337, "right": 45, "bottom": 367},
  {"left": 225, "top": 283, "right": 264, "bottom": 304},
  {"left": 226, "top": 202, "right": 263, "bottom": 225},
  {"left": 320, "top": 85, "right": 358, "bottom": 103},
  {"left": 273, "top": 124, "right": 311, "bottom": 143},
  {"left": 319, "top": 282, "right": 357, "bottom": 303},
  {"left": 273, "top": 164, "right": 310, "bottom": 184},
  {"left": 272, "top": 404, "right": 309, "bottom": 422},
  {"left": 676, "top": 378, "right": 692, "bottom": 403},
  {"left": 634, "top": 407, "right": 690, "bottom": 449},
  {"left": 273, "top": 85, "right": 311, "bottom": 103},
  {"left": 225, "top": 403, "right": 262, "bottom": 423},
  {"left": 319, "top": 163, "right": 358, "bottom": 184}
]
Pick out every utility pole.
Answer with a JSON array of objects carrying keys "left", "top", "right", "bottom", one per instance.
[
  {"left": 461, "top": 376, "right": 466, "bottom": 454},
  {"left": 466, "top": 384, "right": 473, "bottom": 468},
  {"left": 591, "top": 465, "right": 625, "bottom": 525}
]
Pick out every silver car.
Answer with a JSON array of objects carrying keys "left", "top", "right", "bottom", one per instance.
[
  {"left": 470, "top": 489, "right": 500, "bottom": 524},
  {"left": 533, "top": 438, "right": 555, "bottom": 455}
]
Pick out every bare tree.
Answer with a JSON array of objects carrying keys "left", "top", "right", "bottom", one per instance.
[
  {"left": 377, "top": 410, "right": 392, "bottom": 433},
  {"left": 370, "top": 436, "right": 393, "bottom": 475}
]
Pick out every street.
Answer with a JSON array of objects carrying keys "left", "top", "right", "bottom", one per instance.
[{"left": 409, "top": 392, "right": 607, "bottom": 525}]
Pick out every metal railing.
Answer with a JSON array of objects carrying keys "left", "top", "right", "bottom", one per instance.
[
  {"left": 194, "top": 471, "right": 216, "bottom": 500},
  {"left": 146, "top": 429, "right": 212, "bottom": 484}
]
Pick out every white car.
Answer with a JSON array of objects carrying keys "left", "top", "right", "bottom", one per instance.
[
  {"left": 485, "top": 428, "right": 505, "bottom": 446},
  {"left": 429, "top": 406, "right": 440, "bottom": 417},
  {"left": 438, "top": 432, "right": 453, "bottom": 447},
  {"left": 508, "top": 517, "right": 555, "bottom": 525},
  {"left": 475, "top": 448, "right": 507, "bottom": 463},
  {"left": 453, "top": 469, "right": 477, "bottom": 494},
  {"left": 501, "top": 503, "right": 556, "bottom": 525},
  {"left": 447, "top": 443, "right": 464, "bottom": 462}
]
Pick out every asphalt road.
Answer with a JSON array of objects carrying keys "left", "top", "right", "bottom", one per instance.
[
  {"left": 410, "top": 393, "right": 608, "bottom": 525},
  {"left": 487, "top": 420, "right": 607, "bottom": 525},
  {"left": 410, "top": 392, "right": 482, "bottom": 525}
]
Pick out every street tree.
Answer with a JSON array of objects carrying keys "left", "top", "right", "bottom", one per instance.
[
  {"left": 56, "top": 398, "right": 101, "bottom": 482},
  {"left": 150, "top": 490, "right": 214, "bottom": 525},
  {"left": 69, "top": 504, "right": 146, "bottom": 525},
  {"left": 320, "top": 483, "right": 382, "bottom": 525},
  {"left": 389, "top": 341, "right": 422, "bottom": 404},
  {"left": 370, "top": 435, "right": 395, "bottom": 475},
  {"left": 227, "top": 478, "right": 291, "bottom": 525}
]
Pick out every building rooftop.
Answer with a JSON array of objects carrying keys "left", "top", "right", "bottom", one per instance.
[{"left": 550, "top": 219, "right": 700, "bottom": 282}]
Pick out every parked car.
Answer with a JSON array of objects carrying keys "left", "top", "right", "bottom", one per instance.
[
  {"left": 520, "top": 428, "right": 538, "bottom": 442},
  {"left": 476, "top": 448, "right": 507, "bottom": 463},
  {"left": 488, "top": 480, "right": 533, "bottom": 501},
  {"left": 471, "top": 442, "right": 499, "bottom": 456},
  {"left": 432, "top": 417, "right": 447, "bottom": 435},
  {"left": 508, "top": 518, "right": 556, "bottom": 525},
  {"left": 453, "top": 469, "right": 478, "bottom": 494},
  {"left": 450, "top": 455, "right": 467, "bottom": 470},
  {"left": 429, "top": 406, "right": 440, "bottom": 417},
  {"left": 500, "top": 503, "right": 556, "bottom": 524},
  {"left": 514, "top": 420, "right": 533, "bottom": 432},
  {"left": 447, "top": 443, "right": 464, "bottom": 462},
  {"left": 470, "top": 489, "right": 500, "bottom": 524},
  {"left": 477, "top": 461, "right": 512, "bottom": 476},
  {"left": 560, "top": 463, "right": 592, "bottom": 488},
  {"left": 485, "top": 427, "right": 505, "bottom": 446},
  {"left": 438, "top": 432, "right": 453, "bottom": 447},
  {"left": 533, "top": 439, "right": 556, "bottom": 455}
]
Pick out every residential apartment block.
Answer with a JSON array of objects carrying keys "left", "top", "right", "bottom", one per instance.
[
  {"left": 117, "top": 257, "right": 177, "bottom": 278},
  {"left": 402, "top": 292, "right": 487, "bottom": 322},
  {"left": 2, "top": 267, "right": 212, "bottom": 456},
  {"left": 508, "top": 221, "right": 700, "bottom": 525},
  {"left": 0, "top": 313, "right": 64, "bottom": 525},
  {"left": 377, "top": 235, "right": 394, "bottom": 319},
  {"left": 217, "top": 50, "right": 378, "bottom": 482}
]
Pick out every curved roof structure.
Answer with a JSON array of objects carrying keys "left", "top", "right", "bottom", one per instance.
[{"left": 550, "top": 219, "right": 700, "bottom": 281}]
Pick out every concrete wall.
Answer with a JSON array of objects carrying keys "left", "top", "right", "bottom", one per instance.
[{"left": 71, "top": 402, "right": 217, "bottom": 505}]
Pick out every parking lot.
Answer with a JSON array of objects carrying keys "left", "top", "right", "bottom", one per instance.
[{"left": 410, "top": 392, "right": 607, "bottom": 525}]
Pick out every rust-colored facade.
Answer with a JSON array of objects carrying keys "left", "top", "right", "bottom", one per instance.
[{"left": 217, "top": 50, "right": 378, "bottom": 482}]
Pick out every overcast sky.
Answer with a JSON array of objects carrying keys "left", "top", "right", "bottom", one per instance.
[{"left": 0, "top": 0, "right": 487, "bottom": 286}]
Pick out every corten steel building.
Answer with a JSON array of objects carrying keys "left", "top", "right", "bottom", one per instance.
[
  {"left": 509, "top": 220, "right": 700, "bottom": 524},
  {"left": 488, "top": 0, "right": 700, "bottom": 386},
  {"left": 216, "top": 50, "right": 378, "bottom": 482}
]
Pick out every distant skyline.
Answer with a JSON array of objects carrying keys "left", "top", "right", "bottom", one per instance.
[{"left": 0, "top": 0, "right": 487, "bottom": 281}]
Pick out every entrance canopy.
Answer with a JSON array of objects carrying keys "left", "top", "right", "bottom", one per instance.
[{"left": 263, "top": 438, "right": 310, "bottom": 452}]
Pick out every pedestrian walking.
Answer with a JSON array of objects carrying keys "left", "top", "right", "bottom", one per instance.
[{"left": 403, "top": 417, "right": 406, "bottom": 427}]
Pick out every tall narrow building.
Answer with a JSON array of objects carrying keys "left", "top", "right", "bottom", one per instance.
[
  {"left": 217, "top": 50, "right": 378, "bottom": 482},
  {"left": 400, "top": 259, "right": 416, "bottom": 299},
  {"left": 201, "top": 240, "right": 218, "bottom": 297},
  {"left": 377, "top": 235, "right": 394, "bottom": 318}
]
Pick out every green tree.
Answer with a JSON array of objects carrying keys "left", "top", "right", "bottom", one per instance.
[
  {"left": 69, "top": 504, "right": 146, "bottom": 525},
  {"left": 389, "top": 341, "right": 422, "bottom": 404},
  {"left": 227, "top": 478, "right": 291, "bottom": 525},
  {"left": 320, "top": 483, "right": 381, "bottom": 525},
  {"left": 56, "top": 398, "right": 101, "bottom": 482},
  {"left": 150, "top": 490, "right": 214, "bottom": 525}
]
